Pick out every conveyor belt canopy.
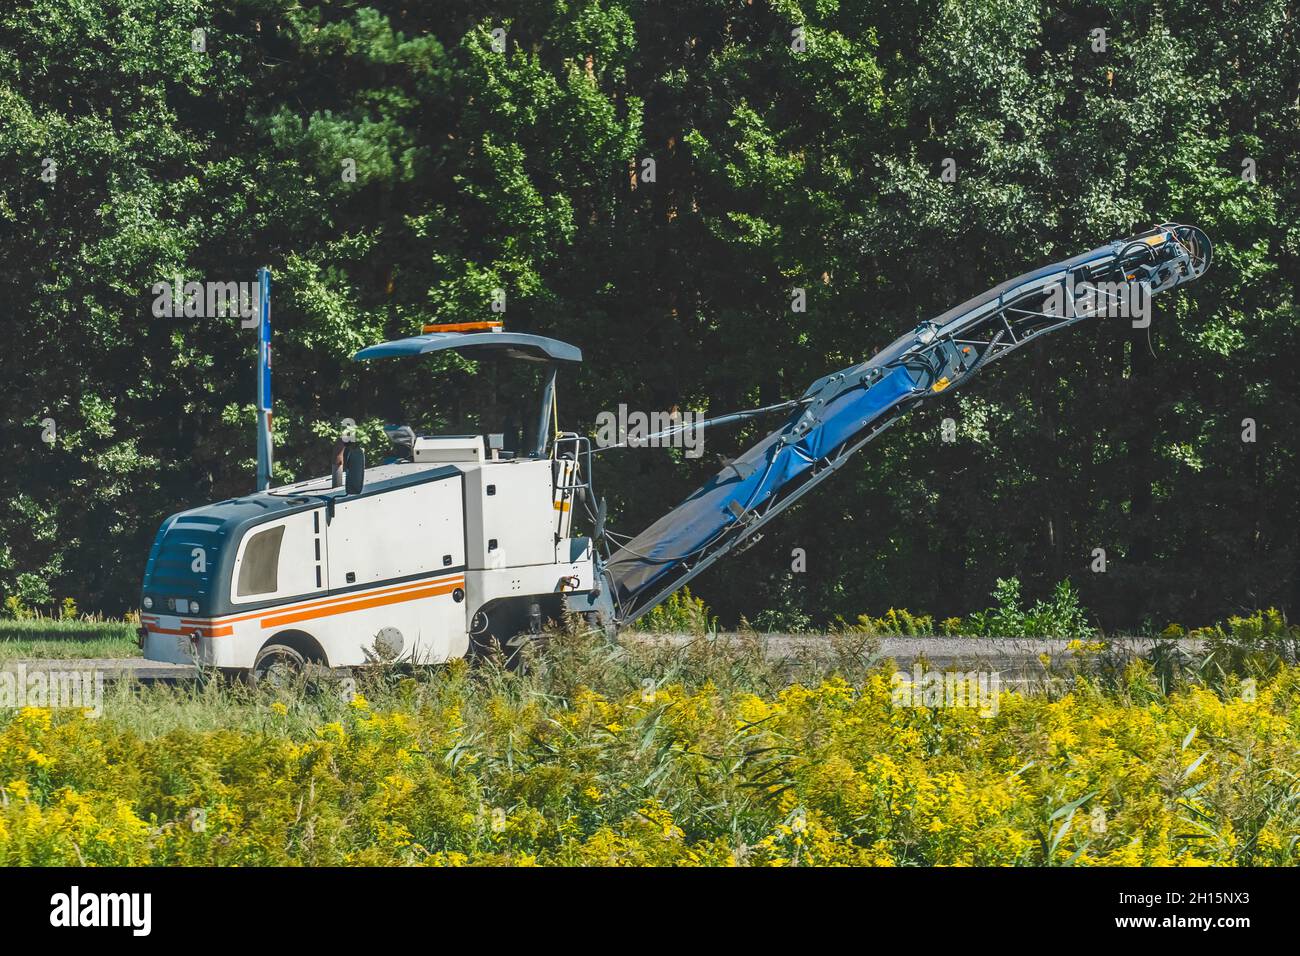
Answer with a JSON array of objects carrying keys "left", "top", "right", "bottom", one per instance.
[{"left": 605, "top": 225, "right": 1211, "bottom": 624}]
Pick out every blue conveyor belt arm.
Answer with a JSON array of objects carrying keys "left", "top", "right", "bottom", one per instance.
[{"left": 603, "top": 224, "right": 1211, "bottom": 626}]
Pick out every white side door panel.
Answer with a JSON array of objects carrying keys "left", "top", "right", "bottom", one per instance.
[
  {"left": 326, "top": 478, "right": 464, "bottom": 588},
  {"left": 320, "top": 476, "right": 467, "bottom": 664}
]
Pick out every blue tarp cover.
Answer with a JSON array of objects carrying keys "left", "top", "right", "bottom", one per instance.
[
  {"left": 607, "top": 365, "right": 917, "bottom": 606},
  {"left": 604, "top": 237, "right": 1152, "bottom": 610}
]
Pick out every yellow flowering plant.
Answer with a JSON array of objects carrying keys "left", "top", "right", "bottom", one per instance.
[{"left": 0, "top": 631, "right": 1297, "bottom": 866}]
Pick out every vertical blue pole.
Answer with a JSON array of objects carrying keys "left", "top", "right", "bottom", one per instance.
[{"left": 256, "top": 266, "right": 273, "bottom": 491}]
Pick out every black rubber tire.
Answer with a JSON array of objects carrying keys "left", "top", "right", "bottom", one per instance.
[
  {"left": 252, "top": 642, "right": 308, "bottom": 686},
  {"left": 470, "top": 629, "right": 533, "bottom": 670},
  {"left": 469, "top": 599, "right": 548, "bottom": 671}
]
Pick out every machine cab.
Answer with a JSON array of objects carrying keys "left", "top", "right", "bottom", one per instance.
[{"left": 140, "top": 322, "right": 603, "bottom": 675}]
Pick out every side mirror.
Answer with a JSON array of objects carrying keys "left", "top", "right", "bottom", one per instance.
[
  {"left": 344, "top": 444, "right": 365, "bottom": 495},
  {"left": 332, "top": 439, "right": 366, "bottom": 495}
]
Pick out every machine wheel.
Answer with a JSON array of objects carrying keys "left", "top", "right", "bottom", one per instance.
[
  {"left": 252, "top": 642, "right": 308, "bottom": 686},
  {"left": 470, "top": 599, "right": 548, "bottom": 671},
  {"left": 470, "top": 630, "right": 523, "bottom": 669}
]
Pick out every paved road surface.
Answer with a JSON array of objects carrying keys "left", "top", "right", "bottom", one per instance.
[
  {"left": 4, "top": 634, "right": 1192, "bottom": 683},
  {"left": 627, "top": 633, "right": 1193, "bottom": 680}
]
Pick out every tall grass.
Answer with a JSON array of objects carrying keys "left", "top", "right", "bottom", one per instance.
[
  {"left": 4, "top": 626, "right": 1298, "bottom": 865},
  {"left": 0, "top": 619, "right": 139, "bottom": 662},
  {"left": 83, "top": 627, "right": 882, "bottom": 738}
]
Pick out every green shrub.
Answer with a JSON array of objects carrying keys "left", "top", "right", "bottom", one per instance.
[
  {"left": 2, "top": 597, "right": 33, "bottom": 621},
  {"left": 751, "top": 607, "right": 815, "bottom": 633},
  {"left": 854, "top": 608, "right": 934, "bottom": 636},
  {"left": 638, "top": 587, "right": 716, "bottom": 635},
  {"left": 1187, "top": 608, "right": 1300, "bottom": 684},
  {"left": 967, "top": 578, "right": 1095, "bottom": 638}
]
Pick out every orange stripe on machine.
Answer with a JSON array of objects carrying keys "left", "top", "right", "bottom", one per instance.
[
  {"left": 144, "top": 622, "right": 234, "bottom": 638},
  {"left": 259, "top": 578, "right": 463, "bottom": 630},
  {"left": 176, "top": 571, "right": 463, "bottom": 627}
]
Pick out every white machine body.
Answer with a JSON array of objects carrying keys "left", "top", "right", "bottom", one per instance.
[{"left": 140, "top": 436, "right": 592, "bottom": 670}]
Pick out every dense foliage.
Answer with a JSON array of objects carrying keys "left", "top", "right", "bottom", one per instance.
[{"left": 2, "top": 1, "right": 1296, "bottom": 628}]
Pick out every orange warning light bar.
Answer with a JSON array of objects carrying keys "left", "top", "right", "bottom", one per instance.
[{"left": 421, "top": 320, "right": 505, "bottom": 334}]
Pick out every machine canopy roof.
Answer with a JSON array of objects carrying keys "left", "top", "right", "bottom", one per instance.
[{"left": 353, "top": 331, "right": 582, "bottom": 364}]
